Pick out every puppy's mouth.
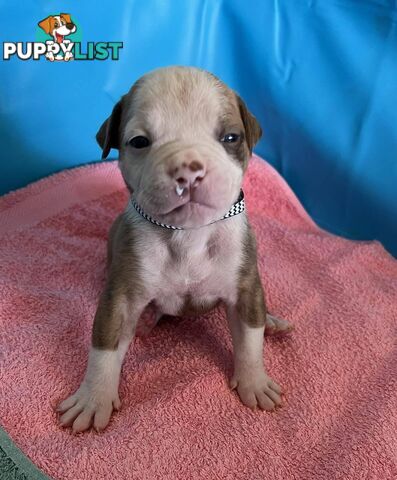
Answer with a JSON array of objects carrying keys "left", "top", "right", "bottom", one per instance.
[
  {"left": 162, "top": 198, "right": 214, "bottom": 216},
  {"left": 151, "top": 198, "right": 217, "bottom": 229},
  {"left": 55, "top": 33, "right": 64, "bottom": 43},
  {"left": 157, "top": 185, "right": 216, "bottom": 217},
  {"left": 134, "top": 187, "right": 219, "bottom": 228}
]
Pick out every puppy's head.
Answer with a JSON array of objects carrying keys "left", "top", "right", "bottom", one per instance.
[
  {"left": 97, "top": 67, "right": 262, "bottom": 228},
  {"left": 38, "top": 14, "right": 76, "bottom": 41}
]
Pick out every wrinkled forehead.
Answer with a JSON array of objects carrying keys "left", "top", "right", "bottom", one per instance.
[{"left": 123, "top": 68, "right": 241, "bottom": 139}]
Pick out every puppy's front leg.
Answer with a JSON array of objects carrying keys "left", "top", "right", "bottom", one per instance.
[
  {"left": 57, "top": 285, "right": 146, "bottom": 432},
  {"left": 227, "top": 279, "right": 282, "bottom": 411}
]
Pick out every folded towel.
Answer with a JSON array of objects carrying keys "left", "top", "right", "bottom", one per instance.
[{"left": 0, "top": 156, "right": 396, "bottom": 480}]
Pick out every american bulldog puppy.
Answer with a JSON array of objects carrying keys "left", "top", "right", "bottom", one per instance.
[{"left": 57, "top": 66, "right": 292, "bottom": 432}]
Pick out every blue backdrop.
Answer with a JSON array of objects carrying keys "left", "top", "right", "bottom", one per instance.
[{"left": 1, "top": 0, "right": 396, "bottom": 256}]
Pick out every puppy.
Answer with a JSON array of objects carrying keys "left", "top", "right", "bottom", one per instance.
[
  {"left": 57, "top": 66, "right": 292, "bottom": 432},
  {"left": 38, "top": 14, "right": 76, "bottom": 61}
]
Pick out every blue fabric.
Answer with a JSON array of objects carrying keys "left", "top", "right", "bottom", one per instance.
[{"left": 1, "top": 0, "right": 396, "bottom": 256}]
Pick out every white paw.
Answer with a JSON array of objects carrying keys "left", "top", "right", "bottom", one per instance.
[
  {"left": 57, "top": 381, "right": 121, "bottom": 433},
  {"left": 230, "top": 371, "right": 282, "bottom": 411},
  {"left": 45, "top": 52, "right": 55, "bottom": 61},
  {"left": 64, "top": 52, "right": 73, "bottom": 61}
]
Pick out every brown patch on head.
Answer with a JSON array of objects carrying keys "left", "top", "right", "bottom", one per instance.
[
  {"left": 38, "top": 16, "right": 56, "bottom": 35},
  {"left": 236, "top": 223, "right": 267, "bottom": 327},
  {"left": 236, "top": 95, "right": 262, "bottom": 155},
  {"left": 209, "top": 74, "right": 262, "bottom": 170},
  {"left": 96, "top": 97, "right": 124, "bottom": 159},
  {"left": 96, "top": 80, "right": 143, "bottom": 159}
]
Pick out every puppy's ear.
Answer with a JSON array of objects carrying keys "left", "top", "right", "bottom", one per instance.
[
  {"left": 96, "top": 99, "right": 123, "bottom": 159},
  {"left": 60, "top": 13, "right": 72, "bottom": 24},
  {"left": 236, "top": 94, "right": 262, "bottom": 154},
  {"left": 38, "top": 16, "right": 54, "bottom": 35}
]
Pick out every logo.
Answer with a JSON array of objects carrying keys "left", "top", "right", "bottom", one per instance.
[{"left": 2, "top": 13, "right": 123, "bottom": 61}]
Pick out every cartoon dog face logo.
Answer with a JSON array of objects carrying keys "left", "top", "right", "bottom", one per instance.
[{"left": 38, "top": 14, "right": 76, "bottom": 61}]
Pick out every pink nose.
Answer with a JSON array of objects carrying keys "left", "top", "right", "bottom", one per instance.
[{"left": 171, "top": 160, "right": 206, "bottom": 188}]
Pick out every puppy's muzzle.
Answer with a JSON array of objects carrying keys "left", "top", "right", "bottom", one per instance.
[
  {"left": 133, "top": 141, "right": 238, "bottom": 225},
  {"left": 158, "top": 144, "right": 209, "bottom": 200}
]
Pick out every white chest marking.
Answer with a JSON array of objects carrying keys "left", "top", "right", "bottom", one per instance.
[{"left": 125, "top": 204, "right": 245, "bottom": 315}]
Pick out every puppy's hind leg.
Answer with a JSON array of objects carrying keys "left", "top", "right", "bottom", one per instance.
[{"left": 265, "top": 314, "right": 293, "bottom": 336}]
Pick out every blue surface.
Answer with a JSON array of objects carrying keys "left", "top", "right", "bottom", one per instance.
[{"left": 1, "top": 0, "right": 396, "bottom": 256}]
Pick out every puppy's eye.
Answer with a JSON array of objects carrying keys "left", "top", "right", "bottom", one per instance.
[
  {"left": 127, "top": 136, "right": 151, "bottom": 149},
  {"left": 221, "top": 133, "right": 240, "bottom": 143}
]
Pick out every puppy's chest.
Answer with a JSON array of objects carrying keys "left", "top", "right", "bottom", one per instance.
[
  {"left": 139, "top": 226, "right": 243, "bottom": 315},
  {"left": 164, "top": 245, "right": 222, "bottom": 292}
]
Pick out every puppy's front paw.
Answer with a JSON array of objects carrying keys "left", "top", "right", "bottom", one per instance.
[
  {"left": 56, "top": 381, "right": 121, "bottom": 433},
  {"left": 230, "top": 372, "right": 282, "bottom": 411}
]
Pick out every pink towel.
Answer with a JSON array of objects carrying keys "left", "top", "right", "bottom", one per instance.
[{"left": 0, "top": 156, "right": 396, "bottom": 480}]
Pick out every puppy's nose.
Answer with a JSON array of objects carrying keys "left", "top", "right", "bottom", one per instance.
[
  {"left": 66, "top": 23, "right": 74, "bottom": 29},
  {"left": 172, "top": 160, "right": 206, "bottom": 188}
]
